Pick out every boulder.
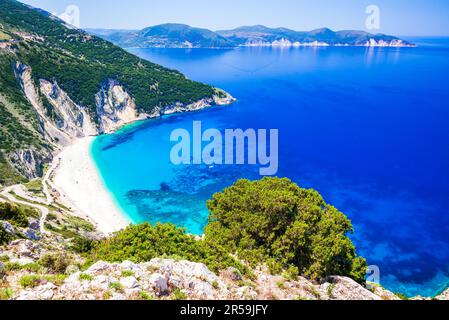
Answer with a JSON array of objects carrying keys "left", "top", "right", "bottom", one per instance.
[
  {"left": 87, "top": 261, "right": 111, "bottom": 275},
  {"left": 148, "top": 273, "right": 168, "bottom": 295},
  {"left": 1, "top": 221, "right": 15, "bottom": 234},
  {"left": 224, "top": 267, "right": 243, "bottom": 281},
  {"left": 120, "top": 276, "right": 139, "bottom": 289}
]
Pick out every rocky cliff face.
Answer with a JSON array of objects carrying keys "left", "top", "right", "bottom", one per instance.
[{"left": 95, "top": 79, "right": 147, "bottom": 134}]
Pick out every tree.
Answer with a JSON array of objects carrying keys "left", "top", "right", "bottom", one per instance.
[{"left": 204, "top": 177, "right": 367, "bottom": 283}]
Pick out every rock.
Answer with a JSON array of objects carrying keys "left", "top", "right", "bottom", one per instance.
[
  {"left": 324, "top": 276, "right": 381, "bottom": 300},
  {"left": 148, "top": 273, "right": 168, "bottom": 295},
  {"left": 87, "top": 261, "right": 111, "bottom": 275},
  {"left": 25, "top": 228, "right": 41, "bottom": 241},
  {"left": 191, "top": 280, "right": 215, "bottom": 299},
  {"left": 110, "top": 293, "right": 127, "bottom": 300},
  {"left": 120, "top": 260, "right": 137, "bottom": 270},
  {"left": 90, "top": 275, "right": 113, "bottom": 291},
  {"left": 17, "top": 283, "right": 56, "bottom": 300},
  {"left": 435, "top": 288, "right": 449, "bottom": 300},
  {"left": 370, "top": 284, "right": 401, "bottom": 300},
  {"left": 120, "top": 276, "right": 139, "bottom": 289},
  {"left": 29, "top": 219, "right": 40, "bottom": 231},
  {"left": 1, "top": 221, "right": 15, "bottom": 234},
  {"left": 65, "top": 265, "right": 80, "bottom": 275}
]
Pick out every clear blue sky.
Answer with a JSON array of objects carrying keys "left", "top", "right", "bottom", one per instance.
[{"left": 20, "top": 0, "right": 449, "bottom": 36}]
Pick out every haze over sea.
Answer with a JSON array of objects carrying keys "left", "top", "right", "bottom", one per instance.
[{"left": 91, "top": 38, "right": 449, "bottom": 297}]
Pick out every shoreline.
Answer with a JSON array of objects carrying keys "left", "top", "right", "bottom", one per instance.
[{"left": 52, "top": 136, "right": 132, "bottom": 234}]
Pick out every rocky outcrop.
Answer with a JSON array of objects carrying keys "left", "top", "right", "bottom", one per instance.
[
  {"left": 40, "top": 80, "right": 98, "bottom": 138},
  {"left": 151, "top": 89, "right": 236, "bottom": 118},
  {"left": 95, "top": 79, "right": 147, "bottom": 134},
  {"left": 96, "top": 80, "right": 235, "bottom": 133},
  {"left": 14, "top": 62, "right": 72, "bottom": 147},
  {"left": 11, "top": 64, "right": 235, "bottom": 181},
  {"left": 435, "top": 288, "right": 449, "bottom": 300},
  {"left": 4, "top": 255, "right": 399, "bottom": 301}
]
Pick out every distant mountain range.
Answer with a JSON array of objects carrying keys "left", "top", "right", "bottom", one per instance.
[{"left": 87, "top": 24, "right": 414, "bottom": 48}]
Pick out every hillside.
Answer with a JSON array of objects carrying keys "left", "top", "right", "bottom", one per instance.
[
  {"left": 91, "top": 24, "right": 414, "bottom": 48},
  {"left": 0, "top": 0, "right": 233, "bottom": 185}
]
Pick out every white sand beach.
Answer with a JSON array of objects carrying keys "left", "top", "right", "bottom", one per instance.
[{"left": 52, "top": 137, "right": 131, "bottom": 234}]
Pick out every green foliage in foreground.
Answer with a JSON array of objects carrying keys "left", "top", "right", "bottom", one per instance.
[
  {"left": 91, "top": 222, "right": 246, "bottom": 274},
  {"left": 204, "top": 177, "right": 367, "bottom": 283},
  {"left": 91, "top": 178, "right": 366, "bottom": 283}
]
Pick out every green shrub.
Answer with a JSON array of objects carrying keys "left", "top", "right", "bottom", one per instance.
[
  {"left": 70, "top": 236, "right": 94, "bottom": 253},
  {"left": 38, "top": 253, "right": 71, "bottom": 274},
  {"left": 19, "top": 275, "right": 42, "bottom": 288},
  {"left": 78, "top": 273, "right": 94, "bottom": 281},
  {"left": 0, "top": 287, "right": 13, "bottom": 300},
  {"left": 172, "top": 288, "right": 188, "bottom": 300},
  {"left": 109, "top": 282, "right": 123, "bottom": 292},
  {"left": 91, "top": 223, "right": 246, "bottom": 275},
  {"left": 0, "top": 225, "right": 13, "bottom": 245},
  {"left": 205, "top": 177, "right": 367, "bottom": 283},
  {"left": 121, "top": 270, "right": 134, "bottom": 277},
  {"left": 139, "top": 291, "right": 154, "bottom": 300}
]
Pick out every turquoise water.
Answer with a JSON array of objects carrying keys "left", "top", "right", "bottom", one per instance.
[{"left": 91, "top": 39, "right": 449, "bottom": 297}]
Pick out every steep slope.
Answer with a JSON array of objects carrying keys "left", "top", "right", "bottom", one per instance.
[{"left": 0, "top": 0, "right": 233, "bottom": 185}]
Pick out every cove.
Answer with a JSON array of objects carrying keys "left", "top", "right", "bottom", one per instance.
[{"left": 91, "top": 39, "right": 449, "bottom": 297}]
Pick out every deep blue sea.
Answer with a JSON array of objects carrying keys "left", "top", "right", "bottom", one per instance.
[{"left": 91, "top": 38, "right": 449, "bottom": 297}]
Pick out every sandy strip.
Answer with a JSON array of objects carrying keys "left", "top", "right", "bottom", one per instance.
[{"left": 52, "top": 137, "right": 131, "bottom": 234}]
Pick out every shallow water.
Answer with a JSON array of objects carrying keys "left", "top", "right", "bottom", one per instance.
[{"left": 92, "top": 39, "right": 449, "bottom": 297}]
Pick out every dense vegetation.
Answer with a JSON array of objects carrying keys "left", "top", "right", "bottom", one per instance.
[
  {"left": 91, "top": 222, "right": 246, "bottom": 274},
  {"left": 204, "top": 178, "right": 367, "bottom": 283},
  {"left": 91, "top": 178, "right": 366, "bottom": 283},
  {"left": 0, "top": 0, "right": 215, "bottom": 116}
]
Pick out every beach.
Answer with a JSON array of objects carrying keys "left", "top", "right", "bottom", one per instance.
[{"left": 52, "top": 137, "right": 131, "bottom": 234}]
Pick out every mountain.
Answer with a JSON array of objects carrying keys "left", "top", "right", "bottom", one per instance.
[
  {"left": 89, "top": 24, "right": 234, "bottom": 48},
  {"left": 91, "top": 24, "right": 414, "bottom": 48},
  {"left": 0, "top": 0, "right": 234, "bottom": 185}
]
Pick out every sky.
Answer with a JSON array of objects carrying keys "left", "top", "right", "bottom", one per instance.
[{"left": 19, "top": 0, "right": 449, "bottom": 36}]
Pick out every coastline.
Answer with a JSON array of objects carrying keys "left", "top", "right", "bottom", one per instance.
[{"left": 52, "top": 136, "right": 132, "bottom": 234}]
